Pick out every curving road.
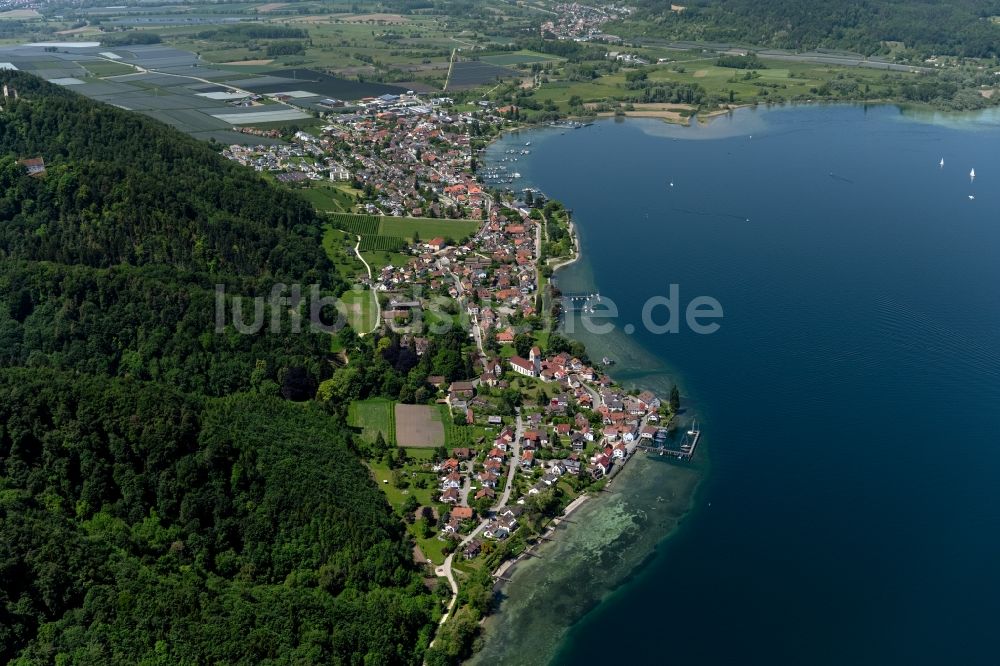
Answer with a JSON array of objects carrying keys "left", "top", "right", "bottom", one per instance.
[{"left": 434, "top": 411, "right": 523, "bottom": 626}]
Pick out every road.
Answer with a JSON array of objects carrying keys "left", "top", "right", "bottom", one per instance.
[
  {"left": 440, "top": 260, "right": 487, "bottom": 361},
  {"left": 632, "top": 38, "right": 932, "bottom": 73},
  {"left": 496, "top": 413, "right": 523, "bottom": 509},
  {"left": 352, "top": 235, "right": 381, "bottom": 335},
  {"left": 434, "top": 411, "right": 523, "bottom": 627}
]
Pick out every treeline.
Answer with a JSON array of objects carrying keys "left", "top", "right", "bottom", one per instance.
[
  {"left": 319, "top": 328, "right": 479, "bottom": 425},
  {"left": 716, "top": 53, "right": 766, "bottom": 69},
  {"left": 100, "top": 31, "right": 162, "bottom": 46},
  {"left": 268, "top": 41, "right": 307, "bottom": 57},
  {"left": 628, "top": 0, "right": 1000, "bottom": 58},
  {"left": 0, "top": 370, "right": 435, "bottom": 664},
  {"left": 196, "top": 25, "right": 308, "bottom": 40}
]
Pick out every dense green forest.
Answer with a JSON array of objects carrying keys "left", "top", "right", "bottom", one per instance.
[
  {"left": 624, "top": 0, "right": 1000, "bottom": 58},
  {"left": 0, "top": 71, "right": 440, "bottom": 663},
  {"left": 0, "top": 70, "right": 345, "bottom": 396},
  {"left": 0, "top": 371, "right": 435, "bottom": 663}
]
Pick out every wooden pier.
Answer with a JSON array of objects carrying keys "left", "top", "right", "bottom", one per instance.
[
  {"left": 636, "top": 428, "right": 701, "bottom": 461},
  {"left": 560, "top": 292, "right": 601, "bottom": 312}
]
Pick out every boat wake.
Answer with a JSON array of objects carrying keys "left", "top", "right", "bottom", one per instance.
[{"left": 671, "top": 207, "right": 751, "bottom": 223}]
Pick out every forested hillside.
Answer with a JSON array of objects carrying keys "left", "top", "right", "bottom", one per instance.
[
  {"left": 626, "top": 0, "right": 1000, "bottom": 58},
  {"left": 0, "top": 70, "right": 346, "bottom": 394},
  {"left": 0, "top": 71, "right": 437, "bottom": 663},
  {"left": 0, "top": 372, "right": 435, "bottom": 663}
]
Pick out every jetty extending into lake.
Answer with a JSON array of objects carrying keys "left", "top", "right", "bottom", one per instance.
[{"left": 636, "top": 425, "right": 701, "bottom": 461}]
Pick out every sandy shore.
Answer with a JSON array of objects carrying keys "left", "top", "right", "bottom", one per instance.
[{"left": 596, "top": 103, "right": 748, "bottom": 125}]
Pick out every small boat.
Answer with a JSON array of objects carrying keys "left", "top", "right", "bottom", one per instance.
[
  {"left": 602, "top": 356, "right": 614, "bottom": 366},
  {"left": 525, "top": 141, "right": 531, "bottom": 146},
  {"left": 939, "top": 158, "right": 944, "bottom": 168},
  {"left": 970, "top": 168, "right": 976, "bottom": 182},
  {"left": 969, "top": 194, "right": 975, "bottom": 200},
  {"left": 669, "top": 181, "right": 674, "bottom": 187}
]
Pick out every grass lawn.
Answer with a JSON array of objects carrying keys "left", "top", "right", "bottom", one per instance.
[
  {"left": 339, "top": 287, "right": 378, "bottom": 334},
  {"left": 348, "top": 398, "right": 396, "bottom": 444},
  {"left": 377, "top": 216, "right": 480, "bottom": 242},
  {"left": 300, "top": 183, "right": 357, "bottom": 212},
  {"left": 367, "top": 457, "right": 452, "bottom": 565},
  {"left": 414, "top": 532, "right": 450, "bottom": 565},
  {"left": 360, "top": 249, "right": 411, "bottom": 271},
  {"left": 367, "top": 459, "right": 436, "bottom": 507},
  {"left": 405, "top": 447, "right": 438, "bottom": 460},
  {"left": 531, "top": 75, "right": 627, "bottom": 106},
  {"left": 509, "top": 376, "right": 551, "bottom": 404},
  {"left": 321, "top": 224, "right": 369, "bottom": 283},
  {"left": 534, "top": 329, "right": 550, "bottom": 351}
]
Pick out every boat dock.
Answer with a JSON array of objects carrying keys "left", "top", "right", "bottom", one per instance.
[
  {"left": 560, "top": 291, "right": 601, "bottom": 312},
  {"left": 636, "top": 426, "right": 701, "bottom": 461}
]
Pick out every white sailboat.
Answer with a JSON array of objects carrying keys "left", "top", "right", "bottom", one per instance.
[
  {"left": 970, "top": 168, "right": 976, "bottom": 182},
  {"left": 939, "top": 158, "right": 944, "bottom": 168}
]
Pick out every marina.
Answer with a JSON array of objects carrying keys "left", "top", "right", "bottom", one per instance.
[{"left": 636, "top": 422, "right": 701, "bottom": 461}]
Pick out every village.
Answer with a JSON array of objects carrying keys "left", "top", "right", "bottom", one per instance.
[
  {"left": 539, "top": 2, "right": 632, "bottom": 43},
  {"left": 220, "top": 82, "right": 686, "bottom": 619},
  {"left": 222, "top": 93, "right": 503, "bottom": 220}
]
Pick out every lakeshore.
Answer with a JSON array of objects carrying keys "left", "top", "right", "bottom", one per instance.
[{"left": 467, "top": 119, "right": 709, "bottom": 663}]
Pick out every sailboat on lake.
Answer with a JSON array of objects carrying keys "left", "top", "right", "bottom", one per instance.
[
  {"left": 939, "top": 158, "right": 945, "bottom": 168},
  {"left": 970, "top": 168, "right": 976, "bottom": 182}
]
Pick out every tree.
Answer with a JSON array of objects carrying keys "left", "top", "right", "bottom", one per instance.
[
  {"left": 373, "top": 431, "right": 388, "bottom": 456},
  {"left": 317, "top": 367, "right": 360, "bottom": 405},
  {"left": 670, "top": 384, "right": 681, "bottom": 413},
  {"left": 513, "top": 333, "right": 534, "bottom": 358}
]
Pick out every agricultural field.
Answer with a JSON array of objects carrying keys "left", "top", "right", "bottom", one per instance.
[
  {"left": 0, "top": 43, "right": 310, "bottom": 142},
  {"left": 237, "top": 67, "right": 407, "bottom": 98},
  {"left": 480, "top": 50, "right": 563, "bottom": 67},
  {"left": 358, "top": 234, "right": 407, "bottom": 253},
  {"left": 439, "top": 404, "right": 490, "bottom": 447},
  {"left": 646, "top": 59, "right": 903, "bottom": 104},
  {"left": 77, "top": 60, "right": 135, "bottom": 76},
  {"left": 329, "top": 212, "right": 380, "bottom": 236},
  {"left": 395, "top": 404, "right": 445, "bottom": 447},
  {"left": 378, "top": 216, "right": 480, "bottom": 242},
  {"left": 448, "top": 60, "right": 519, "bottom": 90},
  {"left": 348, "top": 398, "right": 396, "bottom": 444}
]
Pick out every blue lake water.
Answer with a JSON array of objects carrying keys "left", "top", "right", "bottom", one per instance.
[{"left": 479, "top": 105, "right": 1000, "bottom": 665}]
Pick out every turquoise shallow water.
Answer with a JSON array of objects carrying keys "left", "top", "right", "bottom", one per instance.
[{"left": 480, "top": 105, "right": 1000, "bottom": 665}]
